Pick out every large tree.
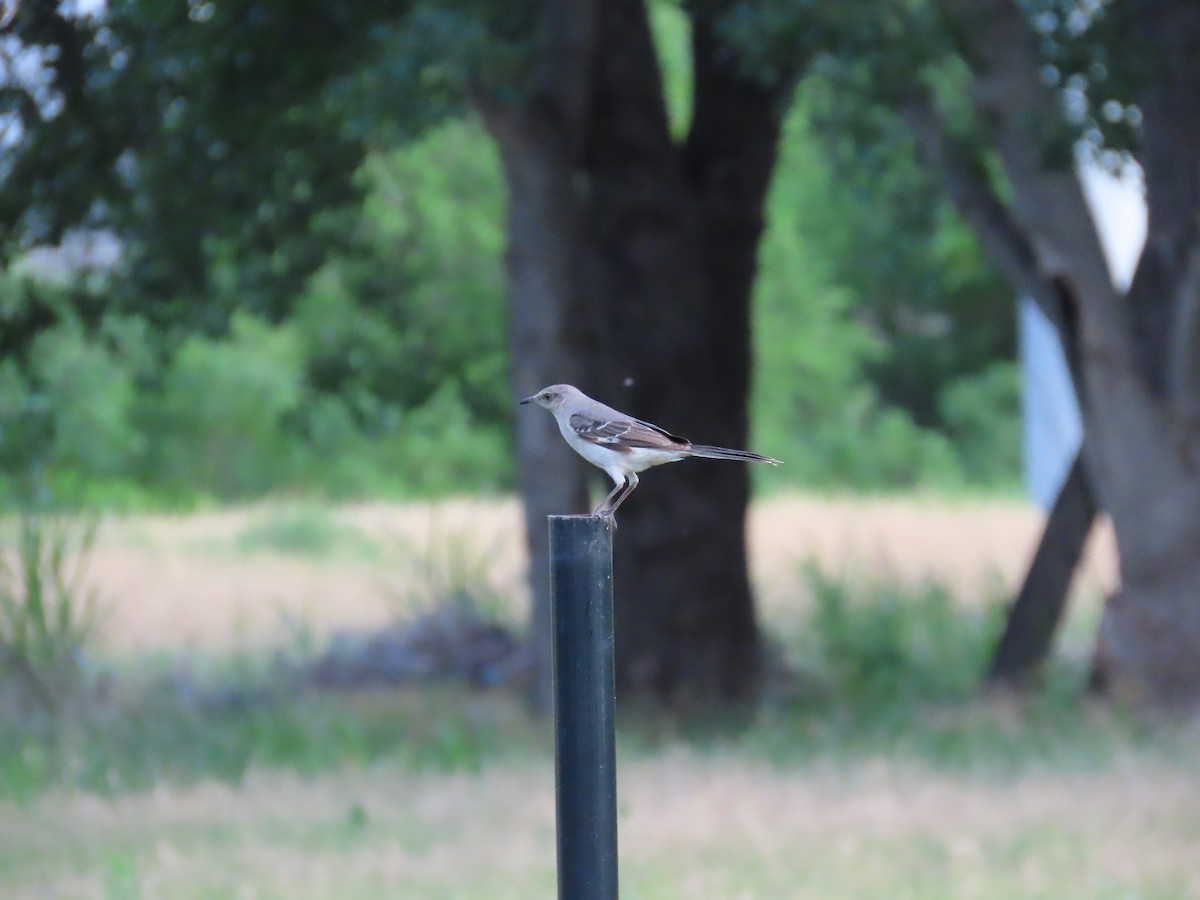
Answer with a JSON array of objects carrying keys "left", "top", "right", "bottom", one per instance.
[
  {"left": 716, "top": 0, "right": 1200, "bottom": 705},
  {"left": 2, "top": 0, "right": 802, "bottom": 709},
  {"left": 796, "top": 0, "right": 1200, "bottom": 705},
  {"left": 980, "top": 1, "right": 1200, "bottom": 705},
  {"left": 478, "top": 0, "right": 802, "bottom": 707},
  {"left": 0, "top": 0, "right": 419, "bottom": 330}
]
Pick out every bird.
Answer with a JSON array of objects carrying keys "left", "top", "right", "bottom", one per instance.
[{"left": 518, "top": 383, "right": 781, "bottom": 522}]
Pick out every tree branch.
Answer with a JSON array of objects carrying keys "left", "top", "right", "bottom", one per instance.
[
  {"left": 901, "top": 97, "right": 1055, "bottom": 320},
  {"left": 941, "top": 0, "right": 1116, "bottom": 317},
  {"left": 901, "top": 94, "right": 1091, "bottom": 393},
  {"left": 939, "top": 0, "right": 1175, "bottom": 523},
  {"left": 472, "top": 0, "right": 603, "bottom": 713},
  {"left": 904, "top": 92, "right": 1101, "bottom": 685},
  {"left": 986, "top": 452, "right": 1098, "bottom": 686}
]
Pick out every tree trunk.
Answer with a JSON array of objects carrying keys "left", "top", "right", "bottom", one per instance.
[
  {"left": 496, "top": 130, "right": 590, "bottom": 713},
  {"left": 579, "top": 3, "right": 789, "bottom": 707},
  {"left": 474, "top": 0, "right": 599, "bottom": 712},
  {"left": 944, "top": 0, "right": 1200, "bottom": 705},
  {"left": 903, "top": 93, "right": 1099, "bottom": 686},
  {"left": 1071, "top": 2, "right": 1200, "bottom": 705},
  {"left": 987, "top": 452, "right": 1096, "bottom": 685},
  {"left": 485, "top": 0, "right": 792, "bottom": 709}
]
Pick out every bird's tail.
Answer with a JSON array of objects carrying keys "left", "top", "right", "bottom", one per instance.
[{"left": 688, "top": 445, "right": 782, "bottom": 465}]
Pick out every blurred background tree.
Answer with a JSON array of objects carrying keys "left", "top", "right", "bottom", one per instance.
[
  {"left": 1, "top": 0, "right": 1030, "bottom": 707},
  {"left": 738, "top": 0, "right": 1200, "bottom": 703},
  {"left": 0, "top": 1, "right": 1018, "bottom": 501}
]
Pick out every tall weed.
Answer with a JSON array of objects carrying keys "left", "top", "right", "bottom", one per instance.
[
  {"left": 0, "top": 509, "right": 104, "bottom": 712},
  {"left": 387, "top": 519, "right": 516, "bottom": 623}
]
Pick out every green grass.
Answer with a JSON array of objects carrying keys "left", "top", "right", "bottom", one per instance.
[
  {"left": 0, "top": 682, "right": 544, "bottom": 803},
  {"left": 0, "top": 684, "right": 1194, "bottom": 899},
  {"left": 0, "top": 674, "right": 1153, "bottom": 806},
  {"left": 232, "top": 507, "right": 380, "bottom": 560},
  {"left": 0, "top": 554, "right": 1196, "bottom": 898},
  {"left": 0, "top": 563, "right": 1156, "bottom": 800}
]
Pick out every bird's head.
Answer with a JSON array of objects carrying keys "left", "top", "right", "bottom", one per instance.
[{"left": 519, "top": 384, "right": 577, "bottom": 412}]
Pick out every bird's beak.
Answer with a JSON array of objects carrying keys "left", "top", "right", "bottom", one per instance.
[{"left": 518, "top": 394, "right": 537, "bottom": 406}]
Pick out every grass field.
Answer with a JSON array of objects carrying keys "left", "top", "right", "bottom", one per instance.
[
  {"left": 82, "top": 493, "right": 1118, "bottom": 653},
  {"left": 4, "top": 494, "right": 1198, "bottom": 900}
]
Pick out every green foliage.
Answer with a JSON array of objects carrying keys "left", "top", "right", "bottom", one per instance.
[
  {"left": 0, "top": 0, "right": 542, "bottom": 333},
  {"left": 0, "top": 681, "right": 525, "bottom": 800},
  {"left": 316, "top": 119, "right": 509, "bottom": 493},
  {"left": 940, "top": 362, "right": 1022, "bottom": 484},
  {"left": 0, "top": 510, "right": 104, "bottom": 712},
  {"left": 0, "top": 289, "right": 159, "bottom": 506},
  {"left": 2, "top": 4, "right": 1024, "bottom": 502},
  {"left": 28, "top": 319, "right": 143, "bottom": 479},
  {"left": 800, "top": 562, "right": 1001, "bottom": 707},
  {"left": 648, "top": 0, "right": 693, "bottom": 139},
  {"left": 801, "top": 77, "right": 1015, "bottom": 428},
  {"left": 0, "top": 1, "right": 406, "bottom": 319},
  {"left": 746, "top": 564, "right": 1127, "bottom": 772},
  {"left": 0, "top": 114, "right": 513, "bottom": 505},
  {"left": 0, "top": 273, "right": 159, "bottom": 506},
  {"left": 234, "top": 508, "right": 379, "bottom": 560},
  {"left": 295, "top": 116, "right": 509, "bottom": 444},
  {"left": 377, "top": 381, "right": 514, "bottom": 496},
  {"left": 0, "top": 125, "right": 514, "bottom": 504},
  {"left": 1018, "top": 0, "right": 1149, "bottom": 162},
  {"left": 152, "top": 313, "right": 305, "bottom": 498},
  {"left": 753, "top": 95, "right": 1015, "bottom": 490},
  {"left": 714, "top": 9, "right": 1020, "bottom": 489},
  {"left": 0, "top": 360, "right": 46, "bottom": 501}
]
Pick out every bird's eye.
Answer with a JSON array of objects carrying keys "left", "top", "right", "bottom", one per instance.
[{"left": 543, "top": 392, "right": 553, "bottom": 400}]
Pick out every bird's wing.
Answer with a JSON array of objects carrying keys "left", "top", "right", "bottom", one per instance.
[{"left": 569, "top": 412, "right": 690, "bottom": 451}]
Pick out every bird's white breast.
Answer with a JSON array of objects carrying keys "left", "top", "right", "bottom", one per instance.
[{"left": 555, "top": 414, "right": 686, "bottom": 482}]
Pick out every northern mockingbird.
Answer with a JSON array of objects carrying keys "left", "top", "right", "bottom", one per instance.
[{"left": 519, "top": 384, "right": 781, "bottom": 520}]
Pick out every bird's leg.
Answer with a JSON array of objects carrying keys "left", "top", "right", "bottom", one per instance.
[
  {"left": 591, "top": 489, "right": 618, "bottom": 529},
  {"left": 593, "top": 473, "right": 638, "bottom": 526},
  {"left": 592, "top": 477, "right": 628, "bottom": 518},
  {"left": 608, "top": 472, "right": 639, "bottom": 514}
]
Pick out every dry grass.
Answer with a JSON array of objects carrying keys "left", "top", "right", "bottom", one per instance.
[
  {"left": 87, "top": 493, "right": 1117, "bottom": 653},
  {"left": 89, "top": 498, "right": 529, "bottom": 653}
]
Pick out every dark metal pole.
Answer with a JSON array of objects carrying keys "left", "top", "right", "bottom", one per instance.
[{"left": 549, "top": 515, "right": 618, "bottom": 900}]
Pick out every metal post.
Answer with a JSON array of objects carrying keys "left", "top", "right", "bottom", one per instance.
[{"left": 549, "top": 515, "right": 618, "bottom": 900}]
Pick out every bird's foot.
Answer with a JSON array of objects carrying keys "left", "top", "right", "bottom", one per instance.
[{"left": 591, "top": 509, "right": 617, "bottom": 531}]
